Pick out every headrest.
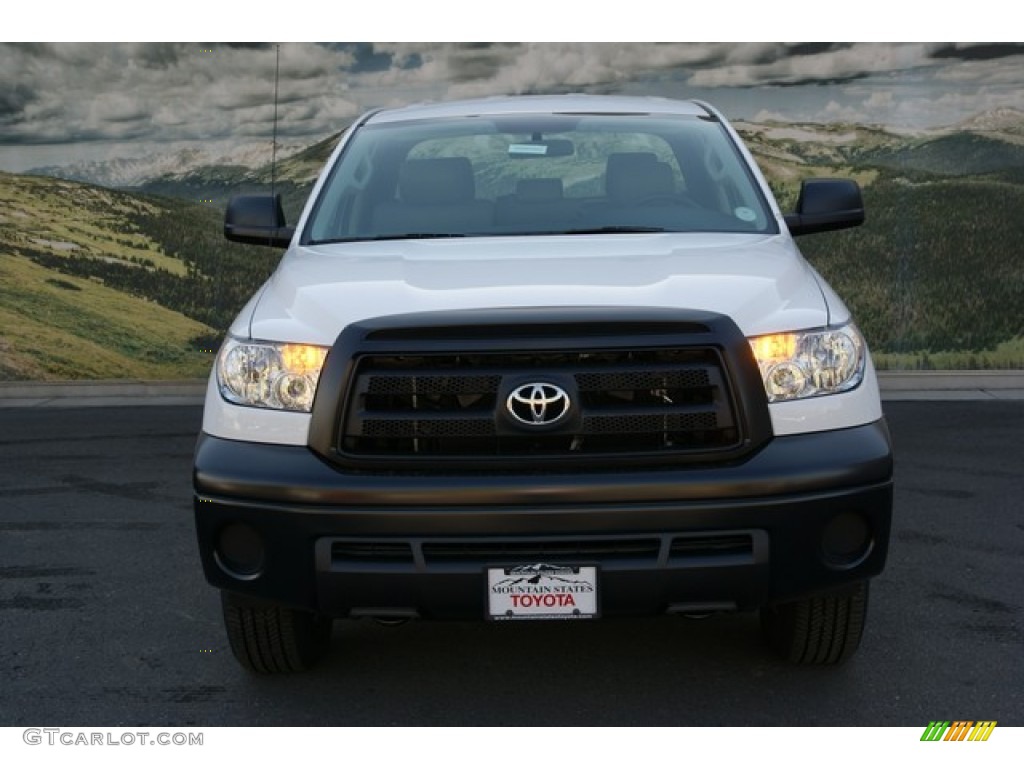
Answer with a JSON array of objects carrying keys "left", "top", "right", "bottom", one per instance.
[
  {"left": 399, "top": 157, "right": 475, "bottom": 204},
  {"left": 605, "top": 152, "right": 675, "bottom": 203}
]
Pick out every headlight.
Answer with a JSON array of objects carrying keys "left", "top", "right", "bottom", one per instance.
[
  {"left": 749, "top": 325, "right": 866, "bottom": 402},
  {"left": 216, "top": 337, "right": 328, "bottom": 412}
]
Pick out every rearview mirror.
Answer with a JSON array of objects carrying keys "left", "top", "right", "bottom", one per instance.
[{"left": 507, "top": 139, "right": 575, "bottom": 158}]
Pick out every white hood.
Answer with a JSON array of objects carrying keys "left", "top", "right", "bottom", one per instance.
[{"left": 238, "top": 233, "right": 832, "bottom": 345}]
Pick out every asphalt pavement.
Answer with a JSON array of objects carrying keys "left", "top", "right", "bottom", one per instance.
[{"left": 0, "top": 395, "right": 1021, "bottom": 726}]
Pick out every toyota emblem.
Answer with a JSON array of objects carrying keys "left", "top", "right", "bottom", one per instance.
[{"left": 506, "top": 383, "right": 572, "bottom": 426}]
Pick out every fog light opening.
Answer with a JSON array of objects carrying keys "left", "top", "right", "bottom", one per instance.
[
  {"left": 214, "top": 522, "right": 266, "bottom": 580},
  {"left": 821, "top": 512, "right": 873, "bottom": 570}
]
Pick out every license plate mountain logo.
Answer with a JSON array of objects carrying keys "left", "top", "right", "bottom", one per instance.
[{"left": 493, "top": 563, "right": 592, "bottom": 587}]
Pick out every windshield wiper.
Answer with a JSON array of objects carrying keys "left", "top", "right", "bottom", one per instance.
[
  {"left": 560, "top": 226, "right": 670, "bottom": 235},
  {"left": 314, "top": 233, "right": 468, "bottom": 244},
  {"left": 312, "top": 228, "right": 673, "bottom": 244},
  {"left": 370, "top": 232, "right": 469, "bottom": 241}
]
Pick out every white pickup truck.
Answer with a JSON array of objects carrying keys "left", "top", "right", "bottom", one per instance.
[{"left": 193, "top": 94, "right": 893, "bottom": 672}]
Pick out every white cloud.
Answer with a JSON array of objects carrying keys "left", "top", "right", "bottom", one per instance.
[
  {"left": 3, "top": 41, "right": 1024, "bottom": 172},
  {"left": 864, "top": 90, "right": 895, "bottom": 110},
  {"left": 820, "top": 99, "right": 870, "bottom": 124},
  {"left": 751, "top": 109, "right": 790, "bottom": 124}
]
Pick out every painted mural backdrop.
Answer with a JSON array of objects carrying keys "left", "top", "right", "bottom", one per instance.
[{"left": 1, "top": 43, "right": 1023, "bottom": 380}]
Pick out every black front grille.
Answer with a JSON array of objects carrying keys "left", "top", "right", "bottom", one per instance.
[
  {"left": 421, "top": 538, "right": 662, "bottom": 564},
  {"left": 305, "top": 308, "right": 771, "bottom": 471},
  {"left": 326, "top": 532, "right": 759, "bottom": 570},
  {"left": 340, "top": 347, "right": 739, "bottom": 461}
]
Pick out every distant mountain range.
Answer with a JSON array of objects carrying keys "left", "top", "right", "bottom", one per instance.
[
  {"left": 738, "top": 107, "right": 1024, "bottom": 183},
  {"left": 26, "top": 108, "right": 1024, "bottom": 192},
  {"left": 954, "top": 107, "right": 1024, "bottom": 139},
  {"left": 5, "top": 107, "right": 1024, "bottom": 379},
  {"left": 26, "top": 139, "right": 321, "bottom": 189}
]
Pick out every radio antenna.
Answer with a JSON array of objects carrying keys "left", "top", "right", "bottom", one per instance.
[{"left": 270, "top": 43, "right": 280, "bottom": 202}]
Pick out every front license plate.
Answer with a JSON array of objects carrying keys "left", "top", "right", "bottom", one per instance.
[{"left": 487, "top": 564, "right": 598, "bottom": 620}]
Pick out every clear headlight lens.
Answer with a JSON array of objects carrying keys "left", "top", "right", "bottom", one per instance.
[
  {"left": 216, "top": 337, "right": 328, "bottom": 412},
  {"left": 749, "top": 325, "right": 866, "bottom": 402}
]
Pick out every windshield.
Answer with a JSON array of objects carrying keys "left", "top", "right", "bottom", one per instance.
[{"left": 304, "top": 113, "right": 777, "bottom": 244}]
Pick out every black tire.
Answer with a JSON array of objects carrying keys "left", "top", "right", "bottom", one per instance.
[
  {"left": 221, "top": 592, "right": 332, "bottom": 673},
  {"left": 760, "top": 580, "right": 869, "bottom": 665}
]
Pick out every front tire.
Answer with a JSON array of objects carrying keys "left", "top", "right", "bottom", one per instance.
[
  {"left": 221, "top": 592, "right": 332, "bottom": 673},
  {"left": 760, "top": 580, "right": 869, "bottom": 665}
]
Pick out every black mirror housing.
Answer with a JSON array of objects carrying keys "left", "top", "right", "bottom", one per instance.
[
  {"left": 224, "top": 194, "right": 295, "bottom": 248},
  {"left": 784, "top": 179, "right": 865, "bottom": 236}
]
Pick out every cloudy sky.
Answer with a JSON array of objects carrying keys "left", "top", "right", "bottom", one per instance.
[{"left": 2, "top": 41, "right": 1023, "bottom": 173}]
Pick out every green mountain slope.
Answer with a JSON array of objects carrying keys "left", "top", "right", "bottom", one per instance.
[
  {"left": 738, "top": 121, "right": 1024, "bottom": 367},
  {"left": 0, "top": 172, "right": 281, "bottom": 380},
  {"left": 0, "top": 252, "right": 211, "bottom": 380},
  {"left": 859, "top": 133, "right": 1024, "bottom": 177},
  {"left": 6, "top": 111, "right": 1024, "bottom": 380},
  {"left": 801, "top": 174, "right": 1024, "bottom": 365}
]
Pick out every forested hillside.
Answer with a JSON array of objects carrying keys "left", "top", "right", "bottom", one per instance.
[
  {"left": 801, "top": 175, "right": 1024, "bottom": 367},
  {"left": 0, "top": 173, "right": 280, "bottom": 379},
  {"left": 4, "top": 113, "right": 1024, "bottom": 380},
  {"left": 739, "top": 121, "right": 1024, "bottom": 368}
]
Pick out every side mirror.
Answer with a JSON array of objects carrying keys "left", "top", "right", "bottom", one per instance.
[
  {"left": 784, "top": 179, "right": 865, "bottom": 236},
  {"left": 224, "top": 194, "right": 295, "bottom": 248}
]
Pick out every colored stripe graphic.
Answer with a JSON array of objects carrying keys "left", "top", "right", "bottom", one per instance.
[
  {"left": 921, "top": 721, "right": 950, "bottom": 741},
  {"left": 920, "top": 720, "right": 996, "bottom": 741},
  {"left": 944, "top": 721, "right": 972, "bottom": 741},
  {"left": 968, "top": 722, "right": 997, "bottom": 741}
]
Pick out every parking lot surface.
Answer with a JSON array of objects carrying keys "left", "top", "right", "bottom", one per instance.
[{"left": 0, "top": 402, "right": 1021, "bottom": 726}]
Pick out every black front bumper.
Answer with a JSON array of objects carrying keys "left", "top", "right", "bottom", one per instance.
[{"left": 193, "top": 420, "right": 893, "bottom": 619}]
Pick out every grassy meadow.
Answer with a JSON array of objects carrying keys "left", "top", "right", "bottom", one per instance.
[
  {"left": 2, "top": 113, "right": 1024, "bottom": 380},
  {"left": 0, "top": 172, "right": 279, "bottom": 381}
]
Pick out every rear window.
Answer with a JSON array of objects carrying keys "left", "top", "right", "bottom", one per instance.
[{"left": 305, "top": 113, "right": 776, "bottom": 243}]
